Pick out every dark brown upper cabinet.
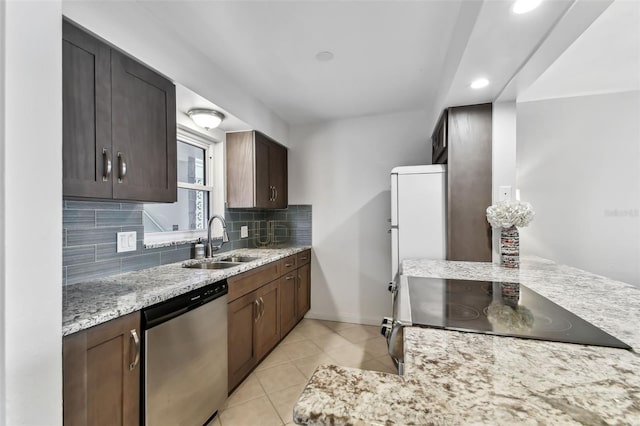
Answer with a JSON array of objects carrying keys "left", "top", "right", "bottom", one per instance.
[
  {"left": 226, "top": 130, "right": 288, "bottom": 209},
  {"left": 432, "top": 103, "right": 492, "bottom": 262},
  {"left": 62, "top": 20, "right": 177, "bottom": 203}
]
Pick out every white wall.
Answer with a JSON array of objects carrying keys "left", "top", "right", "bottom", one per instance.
[
  {"left": 1, "top": 1, "right": 63, "bottom": 424},
  {"left": 491, "top": 102, "right": 517, "bottom": 263},
  {"left": 62, "top": 0, "right": 289, "bottom": 145},
  {"left": 289, "top": 110, "right": 431, "bottom": 324},
  {"left": 517, "top": 91, "right": 640, "bottom": 287}
]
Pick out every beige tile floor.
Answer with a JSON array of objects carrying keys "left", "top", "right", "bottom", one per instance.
[{"left": 209, "top": 319, "right": 397, "bottom": 426}]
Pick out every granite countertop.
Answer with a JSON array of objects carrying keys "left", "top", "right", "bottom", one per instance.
[
  {"left": 293, "top": 256, "right": 640, "bottom": 425},
  {"left": 63, "top": 246, "right": 310, "bottom": 336}
]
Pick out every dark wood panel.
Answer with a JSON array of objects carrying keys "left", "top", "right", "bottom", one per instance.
[
  {"left": 279, "top": 273, "right": 297, "bottom": 337},
  {"left": 431, "top": 109, "right": 448, "bottom": 165},
  {"left": 63, "top": 311, "right": 140, "bottom": 426},
  {"left": 111, "top": 50, "right": 176, "bottom": 202},
  {"left": 255, "top": 280, "right": 280, "bottom": 360},
  {"left": 254, "top": 133, "right": 271, "bottom": 208},
  {"left": 296, "top": 249, "right": 311, "bottom": 266},
  {"left": 227, "top": 260, "right": 280, "bottom": 302},
  {"left": 447, "top": 103, "right": 493, "bottom": 262},
  {"left": 297, "top": 263, "right": 311, "bottom": 320},
  {"left": 279, "top": 254, "right": 297, "bottom": 277},
  {"left": 228, "top": 291, "right": 258, "bottom": 391},
  {"left": 226, "top": 132, "right": 256, "bottom": 208},
  {"left": 269, "top": 140, "right": 288, "bottom": 208},
  {"left": 62, "top": 20, "right": 112, "bottom": 199}
]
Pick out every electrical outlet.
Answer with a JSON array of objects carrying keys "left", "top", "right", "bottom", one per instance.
[
  {"left": 117, "top": 231, "right": 137, "bottom": 253},
  {"left": 240, "top": 226, "right": 249, "bottom": 239},
  {"left": 499, "top": 186, "right": 512, "bottom": 201}
]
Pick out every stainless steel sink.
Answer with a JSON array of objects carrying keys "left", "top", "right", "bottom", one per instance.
[
  {"left": 184, "top": 262, "right": 239, "bottom": 270},
  {"left": 218, "top": 256, "right": 259, "bottom": 263}
]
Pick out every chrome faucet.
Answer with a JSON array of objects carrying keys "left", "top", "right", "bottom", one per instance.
[{"left": 206, "top": 214, "right": 229, "bottom": 257}]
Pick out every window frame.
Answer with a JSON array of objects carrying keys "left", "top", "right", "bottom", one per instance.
[{"left": 143, "top": 125, "right": 218, "bottom": 246}]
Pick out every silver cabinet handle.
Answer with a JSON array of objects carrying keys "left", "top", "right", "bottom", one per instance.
[
  {"left": 254, "top": 299, "right": 260, "bottom": 322},
  {"left": 129, "top": 329, "right": 140, "bottom": 370},
  {"left": 102, "top": 148, "right": 112, "bottom": 182},
  {"left": 259, "top": 297, "right": 265, "bottom": 319},
  {"left": 285, "top": 275, "right": 295, "bottom": 280},
  {"left": 117, "top": 152, "right": 127, "bottom": 183}
]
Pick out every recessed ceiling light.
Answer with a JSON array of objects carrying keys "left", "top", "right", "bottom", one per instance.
[
  {"left": 512, "top": 0, "right": 543, "bottom": 14},
  {"left": 315, "top": 51, "right": 334, "bottom": 62},
  {"left": 470, "top": 78, "right": 490, "bottom": 89}
]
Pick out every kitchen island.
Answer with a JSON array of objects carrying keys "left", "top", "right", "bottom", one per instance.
[{"left": 293, "top": 257, "right": 640, "bottom": 425}]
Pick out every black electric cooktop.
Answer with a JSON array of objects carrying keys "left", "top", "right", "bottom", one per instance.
[{"left": 408, "top": 277, "right": 631, "bottom": 350}]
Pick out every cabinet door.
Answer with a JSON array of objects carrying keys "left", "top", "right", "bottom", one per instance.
[
  {"left": 111, "top": 50, "right": 177, "bottom": 202},
  {"left": 279, "top": 272, "right": 297, "bottom": 338},
  {"left": 269, "top": 142, "right": 288, "bottom": 208},
  {"left": 254, "top": 133, "right": 272, "bottom": 208},
  {"left": 63, "top": 312, "right": 140, "bottom": 426},
  {"left": 62, "top": 21, "right": 112, "bottom": 198},
  {"left": 228, "top": 290, "right": 259, "bottom": 391},
  {"left": 297, "top": 263, "right": 311, "bottom": 321},
  {"left": 255, "top": 280, "right": 281, "bottom": 360}
]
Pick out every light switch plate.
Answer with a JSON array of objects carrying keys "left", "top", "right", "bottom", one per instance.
[
  {"left": 117, "top": 231, "right": 137, "bottom": 253},
  {"left": 240, "top": 226, "right": 249, "bottom": 239}
]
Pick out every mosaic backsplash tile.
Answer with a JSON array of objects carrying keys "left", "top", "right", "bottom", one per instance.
[{"left": 62, "top": 200, "right": 312, "bottom": 285}]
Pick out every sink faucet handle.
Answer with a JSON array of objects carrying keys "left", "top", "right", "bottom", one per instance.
[{"left": 222, "top": 229, "right": 229, "bottom": 243}]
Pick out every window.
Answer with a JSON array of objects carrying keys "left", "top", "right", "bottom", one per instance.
[{"left": 144, "top": 127, "right": 216, "bottom": 241}]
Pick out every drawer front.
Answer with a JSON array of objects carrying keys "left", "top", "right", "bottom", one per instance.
[
  {"left": 279, "top": 254, "right": 297, "bottom": 276},
  {"left": 296, "top": 250, "right": 311, "bottom": 266},
  {"left": 228, "top": 261, "right": 279, "bottom": 302}
]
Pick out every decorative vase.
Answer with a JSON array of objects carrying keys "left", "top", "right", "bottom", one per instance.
[{"left": 500, "top": 225, "right": 519, "bottom": 268}]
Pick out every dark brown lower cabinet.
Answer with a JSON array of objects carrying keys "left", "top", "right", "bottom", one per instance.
[
  {"left": 228, "top": 290, "right": 261, "bottom": 391},
  {"left": 63, "top": 312, "right": 141, "bottom": 426},
  {"left": 297, "top": 262, "right": 311, "bottom": 321},
  {"left": 255, "top": 280, "right": 281, "bottom": 359},
  {"left": 227, "top": 250, "right": 312, "bottom": 392},
  {"left": 280, "top": 271, "right": 298, "bottom": 337}
]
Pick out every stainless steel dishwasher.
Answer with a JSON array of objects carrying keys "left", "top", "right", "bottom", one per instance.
[{"left": 143, "top": 280, "right": 228, "bottom": 426}]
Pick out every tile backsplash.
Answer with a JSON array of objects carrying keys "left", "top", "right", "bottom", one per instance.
[{"left": 63, "top": 200, "right": 312, "bottom": 286}]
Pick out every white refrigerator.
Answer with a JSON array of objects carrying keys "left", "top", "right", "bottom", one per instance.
[{"left": 390, "top": 165, "right": 447, "bottom": 282}]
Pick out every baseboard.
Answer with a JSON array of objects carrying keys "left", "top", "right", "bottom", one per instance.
[{"left": 304, "top": 310, "right": 383, "bottom": 326}]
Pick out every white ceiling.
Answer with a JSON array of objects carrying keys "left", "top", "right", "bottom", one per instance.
[
  {"left": 136, "top": 0, "right": 612, "bottom": 127},
  {"left": 141, "top": 0, "right": 462, "bottom": 125},
  {"left": 520, "top": 0, "right": 640, "bottom": 102}
]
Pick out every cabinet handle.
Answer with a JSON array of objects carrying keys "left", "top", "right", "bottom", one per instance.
[
  {"left": 254, "top": 299, "right": 260, "bottom": 322},
  {"left": 270, "top": 186, "right": 276, "bottom": 202},
  {"left": 260, "top": 297, "right": 265, "bottom": 319},
  {"left": 102, "top": 148, "right": 112, "bottom": 182},
  {"left": 129, "top": 329, "right": 140, "bottom": 370},
  {"left": 117, "top": 152, "right": 127, "bottom": 183},
  {"left": 300, "top": 256, "right": 308, "bottom": 261},
  {"left": 285, "top": 275, "right": 295, "bottom": 280}
]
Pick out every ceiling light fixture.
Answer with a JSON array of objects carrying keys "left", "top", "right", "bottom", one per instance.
[
  {"left": 512, "top": 0, "right": 543, "bottom": 14},
  {"left": 187, "top": 109, "right": 225, "bottom": 130},
  {"left": 315, "top": 51, "right": 334, "bottom": 62},
  {"left": 470, "top": 78, "right": 490, "bottom": 89}
]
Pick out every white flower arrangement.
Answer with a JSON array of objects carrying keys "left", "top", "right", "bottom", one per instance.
[{"left": 486, "top": 200, "right": 535, "bottom": 229}]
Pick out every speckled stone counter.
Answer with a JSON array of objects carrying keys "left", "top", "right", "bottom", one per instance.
[
  {"left": 63, "top": 247, "right": 310, "bottom": 336},
  {"left": 293, "top": 256, "right": 640, "bottom": 425}
]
